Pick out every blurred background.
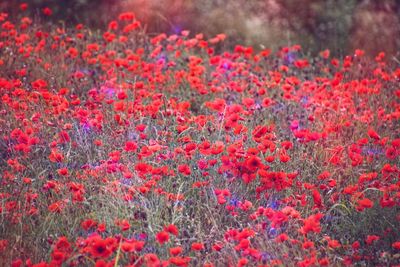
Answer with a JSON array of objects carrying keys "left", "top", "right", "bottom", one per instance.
[{"left": 1, "top": 0, "right": 400, "bottom": 57}]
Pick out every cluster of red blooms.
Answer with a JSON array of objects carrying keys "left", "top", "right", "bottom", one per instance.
[{"left": 0, "top": 3, "right": 399, "bottom": 267}]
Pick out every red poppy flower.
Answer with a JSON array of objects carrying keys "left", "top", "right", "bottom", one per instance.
[
  {"left": 169, "top": 256, "right": 191, "bottom": 267},
  {"left": 121, "top": 242, "right": 135, "bottom": 252},
  {"left": 279, "top": 150, "right": 290, "bottom": 163},
  {"left": 124, "top": 141, "right": 138, "bottom": 152},
  {"left": 312, "top": 189, "right": 323, "bottom": 209},
  {"left": 144, "top": 253, "right": 160, "bottom": 267},
  {"left": 276, "top": 233, "right": 289, "bottom": 243},
  {"left": 237, "top": 258, "right": 248, "bottom": 267},
  {"left": 212, "top": 242, "right": 224, "bottom": 251},
  {"left": 367, "top": 128, "right": 380, "bottom": 140},
  {"left": 89, "top": 239, "right": 112, "bottom": 258},
  {"left": 357, "top": 198, "right": 374, "bottom": 211},
  {"left": 42, "top": 7, "right": 52, "bottom": 16},
  {"left": 49, "top": 149, "right": 64, "bottom": 163},
  {"left": 20, "top": 3, "right": 28, "bottom": 11},
  {"left": 300, "top": 213, "right": 323, "bottom": 235},
  {"left": 245, "top": 156, "right": 262, "bottom": 172},
  {"left": 81, "top": 219, "right": 97, "bottom": 231},
  {"left": 57, "top": 168, "right": 68, "bottom": 176},
  {"left": 169, "top": 246, "right": 183, "bottom": 256},
  {"left": 328, "top": 239, "right": 341, "bottom": 249},
  {"left": 178, "top": 164, "right": 191, "bottom": 176},
  {"left": 164, "top": 224, "right": 179, "bottom": 236},
  {"left": 156, "top": 231, "right": 169, "bottom": 244},
  {"left": 51, "top": 250, "right": 66, "bottom": 263},
  {"left": 48, "top": 201, "right": 63, "bottom": 213},
  {"left": 392, "top": 241, "right": 400, "bottom": 250},
  {"left": 365, "top": 235, "right": 380, "bottom": 245},
  {"left": 191, "top": 242, "right": 204, "bottom": 251}
]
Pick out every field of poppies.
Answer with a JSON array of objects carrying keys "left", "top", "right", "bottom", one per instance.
[{"left": 0, "top": 6, "right": 400, "bottom": 267}]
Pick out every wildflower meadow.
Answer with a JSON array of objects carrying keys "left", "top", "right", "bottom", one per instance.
[{"left": 0, "top": 4, "right": 399, "bottom": 267}]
